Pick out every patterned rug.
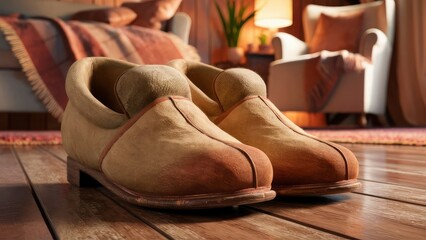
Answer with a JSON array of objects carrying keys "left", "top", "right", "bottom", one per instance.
[
  {"left": 1, "top": 128, "right": 425, "bottom": 146},
  {"left": 0, "top": 131, "right": 62, "bottom": 145},
  {"left": 306, "top": 128, "right": 426, "bottom": 146}
]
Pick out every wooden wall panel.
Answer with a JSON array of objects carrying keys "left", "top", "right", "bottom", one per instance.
[
  {"left": 195, "top": 0, "right": 211, "bottom": 63},
  {"left": 179, "top": 0, "right": 197, "bottom": 46},
  {"left": 0, "top": 113, "right": 60, "bottom": 131}
]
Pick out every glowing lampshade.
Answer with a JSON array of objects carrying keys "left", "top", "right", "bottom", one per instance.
[{"left": 255, "top": 0, "right": 293, "bottom": 29}]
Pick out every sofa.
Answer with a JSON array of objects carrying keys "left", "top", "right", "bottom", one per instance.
[{"left": 0, "top": 0, "right": 194, "bottom": 114}]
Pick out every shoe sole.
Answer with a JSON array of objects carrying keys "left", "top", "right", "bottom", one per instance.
[
  {"left": 67, "top": 157, "right": 276, "bottom": 209},
  {"left": 273, "top": 179, "right": 361, "bottom": 196}
]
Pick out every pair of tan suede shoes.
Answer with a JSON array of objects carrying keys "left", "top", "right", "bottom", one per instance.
[{"left": 62, "top": 57, "right": 360, "bottom": 209}]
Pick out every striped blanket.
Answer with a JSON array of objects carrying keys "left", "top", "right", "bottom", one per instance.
[
  {"left": 304, "top": 50, "right": 370, "bottom": 111},
  {"left": 0, "top": 16, "right": 199, "bottom": 121}
]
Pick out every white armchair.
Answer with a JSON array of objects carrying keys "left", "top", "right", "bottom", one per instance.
[{"left": 268, "top": 0, "right": 395, "bottom": 122}]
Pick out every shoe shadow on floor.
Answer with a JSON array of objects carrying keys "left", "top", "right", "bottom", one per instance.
[
  {"left": 272, "top": 194, "right": 351, "bottom": 207},
  {"left": 12, "top": 181, "right": 350, "bottom": 228},
  {"left": 123, "top": 195, "right": 352, "bottom": 225}
]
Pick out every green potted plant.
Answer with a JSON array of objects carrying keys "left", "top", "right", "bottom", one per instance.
[
  {"left": 214, "top": 0, "right": 256, "bottom": 64},
  {"left": 258, "top": 32, "right": 267, "bottom": 46},
  {"left": 258, "top": 31, "right": 271, "bottom": 52}
]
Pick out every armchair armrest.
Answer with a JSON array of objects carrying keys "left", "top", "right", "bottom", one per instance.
[
  {"left": 167, "top": 12, "right": 191, "bottom": 44},
  {"left": 359, "top": 28, "right": 389, "bottom": 61},
  {"left": 272, "top": 32, "right": 308, "bottom": 60},
  {"left": 358, "top": 28, "right": 392, "bottom": 114}
]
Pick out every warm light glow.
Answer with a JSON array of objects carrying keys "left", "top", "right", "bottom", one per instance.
[{"left": 255, "top": 0, "right": 293, "bottom": 29}]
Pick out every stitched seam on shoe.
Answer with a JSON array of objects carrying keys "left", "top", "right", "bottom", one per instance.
[
  {"left": 212, "top": 70, "right": 226, "bottom": 112},
  {"left": 214, "top": 95, "right": 259, "bottom": 125},
  {"left": 97, "top": 96, "right": 186, "bottom": 172},
  {"left": 113, "top": 68, "right": 133, "bottom": 119},
  {"left": 169, "top": 97, "right": 259, "bottom": 189},
  {"left": 258, "top": 96, "right": 350, "bottom": 180}
]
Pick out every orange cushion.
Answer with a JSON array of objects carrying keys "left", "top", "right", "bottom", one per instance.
[
  {"left": 309, "top": 12, "right": 364, "bottom": 53},
  {"left": 122, "top": 0, "right": 182, "bottom": 30},
  {"left": 71, "top": 7, "right": 137, "bottom": 27}
]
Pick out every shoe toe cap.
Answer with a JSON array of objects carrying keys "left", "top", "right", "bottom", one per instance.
[
  {"left": 271, "top": 137, "right": 359, "bottom": 186},
  {"left": 155, "top": 144, "right": 273, "bottom": 196},
  {"left": 103, "top": 143, "right": 273, "bottom": 197}
]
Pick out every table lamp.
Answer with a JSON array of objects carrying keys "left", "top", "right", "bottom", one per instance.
[{"left": 254, "top": 0, "right": 293, "bottom": 52}]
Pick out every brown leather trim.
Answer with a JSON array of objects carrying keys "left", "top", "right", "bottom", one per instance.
[
  {"left": 112, "top": 178, "right": 270, "bottom": 199},
  {"left": 97, "top": 96, "right": 188, "bottom": 172},
  {"left": 214, "top": 95, "right": 259, "bottom": 125},
  {"left": 258, "top": 96, "right": 350, "bottom": 180},
  {"left": 169, "top": 96, "right": 259, "bottom": 189}
]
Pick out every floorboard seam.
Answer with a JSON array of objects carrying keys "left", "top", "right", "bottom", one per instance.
[
  {"left": 99, "top": 189, "right": 175, "bottom": 240},
  {"left": 352, "top": 191, "right": 426, "bottom": 207},
  {"left": 358, "top": 178, "right": 421, "bottom": 189},
  {"left": 39, "top": 145, "right": 174, "bottom": 239},
  {"left": 357, "top": 158, "right": 426, "bottom": 163},
  {"left": 244, "top": 205, "right": 358, "bottom": 240},
  {"left": 39, "top": 146, "right": 66, "bottom": 163},
  {"left": 11, "top": 146, "right": 59, "bottom": 240}
]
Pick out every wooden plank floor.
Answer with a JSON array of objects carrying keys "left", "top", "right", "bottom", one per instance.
[{"left": 1, "top": 143, "right": 425, "bottom": 239}]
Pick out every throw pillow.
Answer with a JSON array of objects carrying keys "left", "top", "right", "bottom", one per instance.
[
  {"left": 309, "top": 11, "right": 364, "bottom": 53},
  {"left": 122, "top": 0, "right": 182, "bottom": 30},
  {"left": 71, "top": 7, "right": 137, "bottom": 27}
]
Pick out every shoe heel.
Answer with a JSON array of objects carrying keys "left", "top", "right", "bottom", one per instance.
[{"left": 67, "top": 157, "right": 100, "bottom": 187}]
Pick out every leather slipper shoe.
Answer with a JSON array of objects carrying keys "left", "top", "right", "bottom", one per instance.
[
  {"left": 62, "top": 57, "right": 276, "bottom": 209},
  {"left": 168, "top": 59, "right": 361, "bottom": 196}
]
